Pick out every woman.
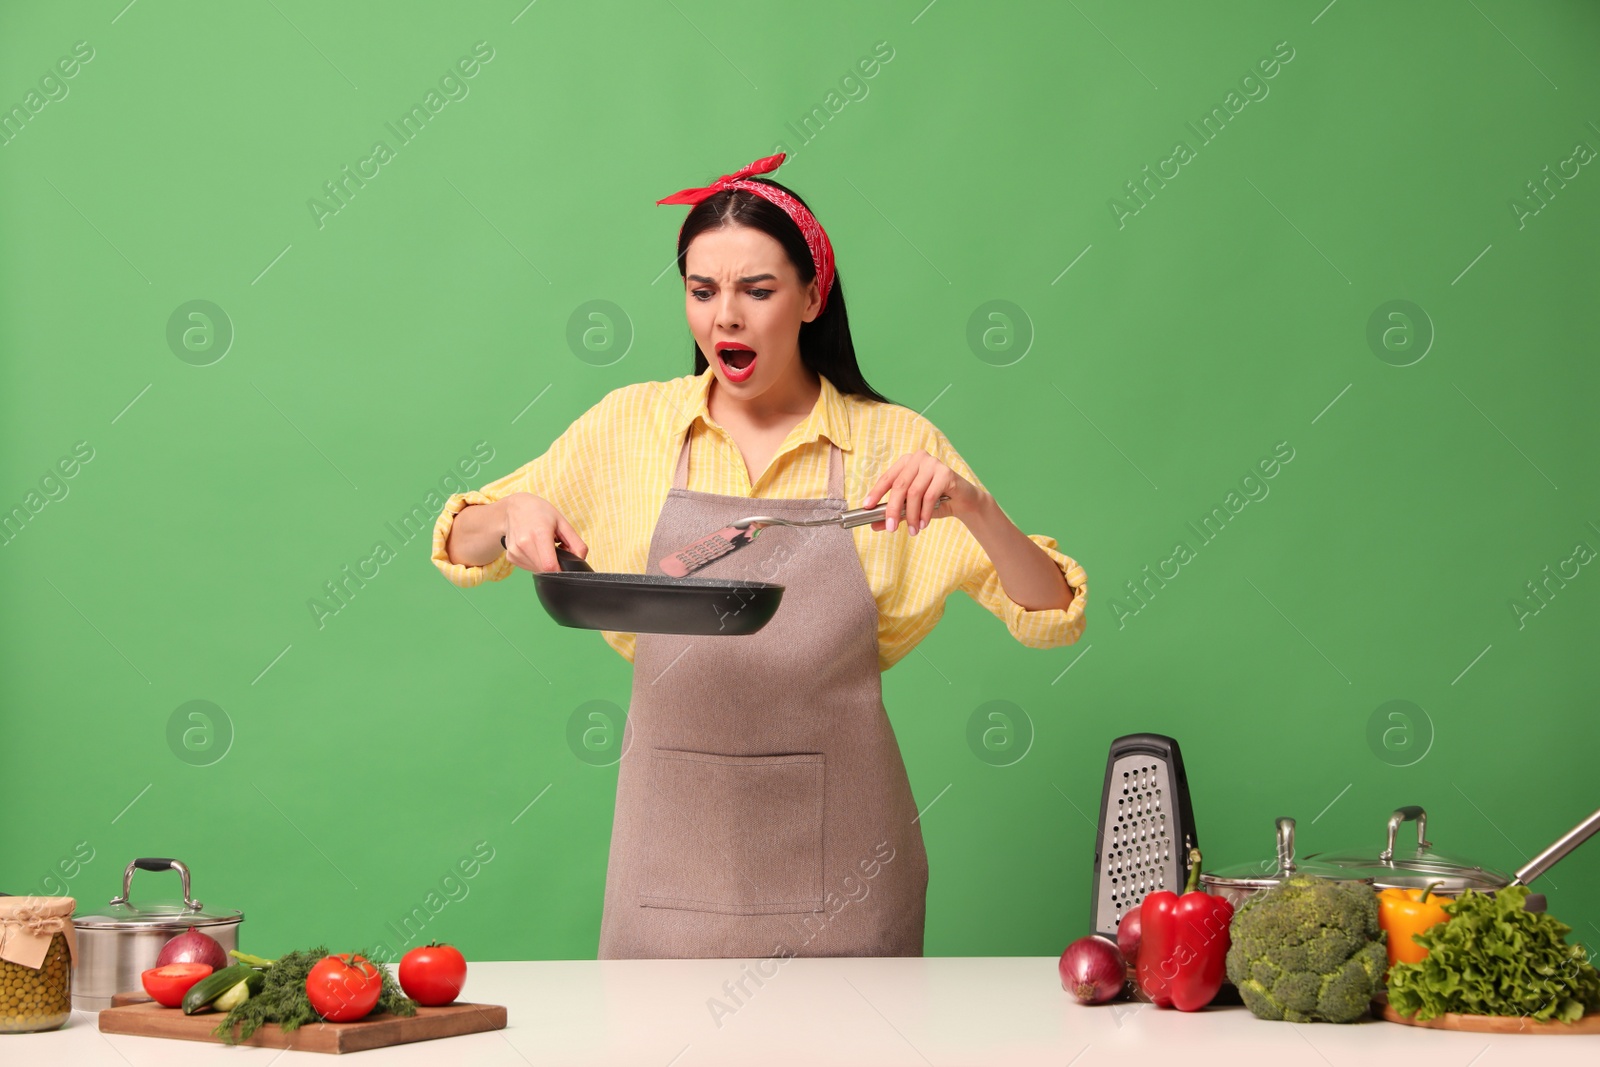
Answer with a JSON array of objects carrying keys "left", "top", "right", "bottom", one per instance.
[{"left": 433, "top": 152, "right": 1087, "bottom": 960}]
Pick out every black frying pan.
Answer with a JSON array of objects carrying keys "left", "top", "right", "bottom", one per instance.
[{"left": 501, "top": 538, "right": 784, "bottom": 636}]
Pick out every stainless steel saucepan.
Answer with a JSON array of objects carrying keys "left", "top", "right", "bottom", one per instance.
[
  {"left": 1202, "top": 804, "right": 1600, "bottom": 911},
  {"left": 71, "top": 858, "right": 243, "bottom": 1012}
]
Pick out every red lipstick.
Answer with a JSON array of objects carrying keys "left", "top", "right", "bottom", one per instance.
[{"left": 715, "top": 342, "right": 758, "bottom": 383}]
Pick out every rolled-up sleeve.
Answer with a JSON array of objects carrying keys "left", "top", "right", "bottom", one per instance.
[
  {"left": 431, "top": 391, "right": 612, "bottom": 589},
  {"left": 431, "top": 485, "right": 518, "bottom": 588},
  {"left": 958, "top": 531, "right": 1088, "bottom": 648}
]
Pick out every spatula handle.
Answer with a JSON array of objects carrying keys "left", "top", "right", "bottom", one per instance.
[{"left": 840, "top": 494, "right": 951, "bottom": 529}]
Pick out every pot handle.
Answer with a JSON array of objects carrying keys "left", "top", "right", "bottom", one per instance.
[
  {"left": 108, "top": 858, "right": 204, "bottom": 912},
  {"left": 1511, "top": 806, "right": 1600, "bottom": 887},
  {"left": 1276, "top": 817, "right": 1298, "bottom": 874},
  {"left": 1380, "top": 806, "right": 1434, "bottom": 862}
]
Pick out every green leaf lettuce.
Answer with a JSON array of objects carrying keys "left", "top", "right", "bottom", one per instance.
[{"left": 1386, "top": 885, "right": 1600, "bottom": 1023}]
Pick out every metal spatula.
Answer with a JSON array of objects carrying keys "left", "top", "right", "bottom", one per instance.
[
  {"left": 1089, "top": 733, "right": 1200, "bottom": 939},
  {"left": 658, "top": 496, "right": 950, "bottom": 577}
]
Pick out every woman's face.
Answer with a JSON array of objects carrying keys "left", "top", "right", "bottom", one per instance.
[{"left": 683, "top": 224, "right": 821, "bottom": 402}]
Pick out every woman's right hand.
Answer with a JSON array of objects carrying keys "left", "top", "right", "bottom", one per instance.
[{"left": 497, "top": 492, "right": 589, "bottom": 573}]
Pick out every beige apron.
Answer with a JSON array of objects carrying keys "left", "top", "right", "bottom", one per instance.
[{"left": 597, "top": 430, "right": 929, "bottom": 958}]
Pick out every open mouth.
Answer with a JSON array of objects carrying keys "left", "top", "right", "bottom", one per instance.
[{"left": 715, "top": 343, "right": 758, "bottom": 382}]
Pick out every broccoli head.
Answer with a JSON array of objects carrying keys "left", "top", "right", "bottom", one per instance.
[{"left": 1225, "top": 874, "right": 1388, "bottom": 1023}]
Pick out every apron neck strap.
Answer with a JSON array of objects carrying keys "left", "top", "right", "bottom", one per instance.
[
  {"left": 826, "top": 438, "right": 845, "bottom": 499},
  {"left": 673, "top": 430, "right": 693, "bottom": 490},
  {"left": 672, "top": 430, "right": 846, "bottom": 500}
]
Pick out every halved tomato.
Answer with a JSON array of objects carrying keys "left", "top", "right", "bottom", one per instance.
[{"left": 141, "top": 962, "right": 214, "bottom": 1007}]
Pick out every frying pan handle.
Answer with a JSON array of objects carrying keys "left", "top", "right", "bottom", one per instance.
[
  {"left": 1511, "top": 806, "right": 1600, "bottom": 887},
  {"left": 499, "top": 536, "right": 594, "bottom": 572},
  {"left": 1380, "top": 806, "right": 1432, "bottom": 862},
  {"left": 554, "top": 545, "right": 593, "bottom": 572}
]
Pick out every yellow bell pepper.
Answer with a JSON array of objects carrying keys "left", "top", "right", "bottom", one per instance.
[{"left": 1377, "top": 881, "right": 1451, "bottom": 968}]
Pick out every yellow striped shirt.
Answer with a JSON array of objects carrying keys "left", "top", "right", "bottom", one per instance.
[{"left": 430, "top": 368, "right": 1087, "bottom": 671}]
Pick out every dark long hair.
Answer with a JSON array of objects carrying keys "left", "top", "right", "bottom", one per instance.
[{"left": 671, "top": 177, "right": 893, "bottom": 405}]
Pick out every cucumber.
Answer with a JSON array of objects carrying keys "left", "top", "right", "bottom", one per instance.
[
  {"left": 182, "top": 964, "right": 264, "bottom": 1015},
  {"left": 212, "top": 972, "right": 261, "bottom": 1012},
  {"left": 229, "top": 950, "right": 276, "bottom": 968}
]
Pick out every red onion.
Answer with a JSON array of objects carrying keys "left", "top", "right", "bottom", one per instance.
[
  {"left": 156, "top": 926, "right": 229, "bottom": 972},
  {"left": 1058, "top": 934, "right": 1125, "bottom": 1005},
  {"left": 1116, "top": 908, "right": 1142, "bottom": 967}
]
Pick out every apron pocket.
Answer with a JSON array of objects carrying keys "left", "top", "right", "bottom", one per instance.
[{"left": 639, "top": 749, "right": 825, "bottom": 916}]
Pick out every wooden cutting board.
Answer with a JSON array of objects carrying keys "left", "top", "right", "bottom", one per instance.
[
  {"left": 98, "top": 991, "right": 507, "bottom": 1054},
  {"left": 1377, "top": 1003, "right": 1600, "bottom": 1035}
]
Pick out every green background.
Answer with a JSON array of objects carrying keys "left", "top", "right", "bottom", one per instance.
[{"left": 2, "top": 0, "right": 1596, "bottom": 965}]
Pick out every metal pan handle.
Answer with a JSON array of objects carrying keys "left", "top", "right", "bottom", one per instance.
[
  {"left": 1380, "top": 806, "right": 1433, "bottom": 862},
  {"left": 109, "top": 857, "right": 204, "bottom": 911},
  {"left": 1511, "top": 806, "right": 1600, "bottom": 887}
]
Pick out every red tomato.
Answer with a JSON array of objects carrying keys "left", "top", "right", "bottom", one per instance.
[
  {"left": 141, "top": 963, "right": 213, "bottom": 1008},
  {"left": 398, "top": 942, "right": 468, "bottom": 1006},
  {"left": 304, "top": 953, "right": 383, "bottom": 1022}
]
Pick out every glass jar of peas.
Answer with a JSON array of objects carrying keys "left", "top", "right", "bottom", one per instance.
[{"left": 0, "top": 896, "right": 75, "bottom": 1034}]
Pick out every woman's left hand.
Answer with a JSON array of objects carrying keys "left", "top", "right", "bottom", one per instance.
[{"left": 861, "top": 451, "right": 986, "bottom": 534}]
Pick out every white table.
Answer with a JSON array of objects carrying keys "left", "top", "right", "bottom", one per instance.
[{"left": 7, "top": 958, "right": 1594, "bottom": 1065}]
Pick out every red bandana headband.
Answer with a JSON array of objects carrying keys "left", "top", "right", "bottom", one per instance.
[{"left": 656, "top": 152, "right": 836, "bottom": 314}]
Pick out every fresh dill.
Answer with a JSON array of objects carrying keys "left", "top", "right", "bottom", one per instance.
[{"left": 213, "top": 946, "right": 416, "bottom": 1044}]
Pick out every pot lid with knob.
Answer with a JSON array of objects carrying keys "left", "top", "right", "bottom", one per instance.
[
  {"left": 1299, "top": 806, "right": 1511, "bottom": 894},
  {"left": 1200, "top": 816, "right": 1370, "bottom": 894},
  {"left": 72, "top": 858, "right": 243, "bottom": 931}
]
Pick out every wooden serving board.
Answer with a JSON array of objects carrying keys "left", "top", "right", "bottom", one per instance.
[
  {"left": 1378, "top": 1002, "right": 1600, "bottom": 1035},
  {"left": 99, "top": 991, "right": 507, "bottom": 1054}
]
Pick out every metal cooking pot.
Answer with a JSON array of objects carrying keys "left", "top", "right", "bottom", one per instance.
[
  {"left": 71, "top": 858, "right": 243, "bottom": 1012},
  {"left": 1202, "top": 804, "right": 1600, "bottom": 911},
  {"left": 1201, "top": 816, "right": 1309, "bottom": 910}
]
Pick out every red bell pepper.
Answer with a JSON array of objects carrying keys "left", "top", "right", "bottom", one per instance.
[{"left": 1136, "top": 847, "right": 1234, "bottom": 1011}]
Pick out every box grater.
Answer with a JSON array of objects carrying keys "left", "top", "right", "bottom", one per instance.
[{"left": 1090, "top": 733, "right": 1199, "bottom": 939}]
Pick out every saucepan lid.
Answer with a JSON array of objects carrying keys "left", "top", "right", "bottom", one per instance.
[
  {"left": 73, "top": 858, "right": 243, "bottom": 930},
  {"left": 1300, "top": 806, "right": 1511, "bottom": 893},
  {"left": 1201, "top": 816, "right": 1362, "bottom": 891}
]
